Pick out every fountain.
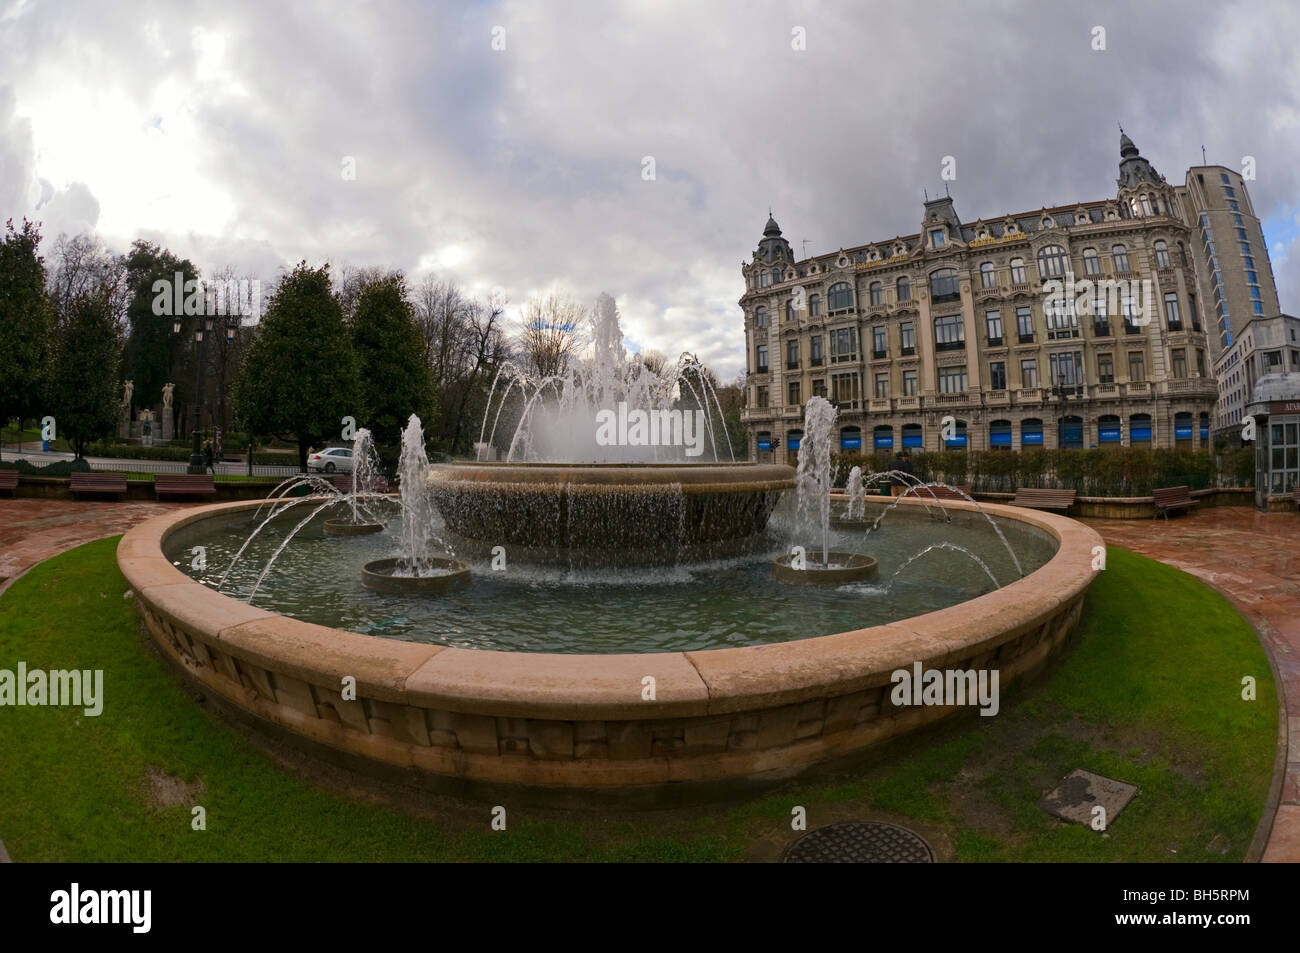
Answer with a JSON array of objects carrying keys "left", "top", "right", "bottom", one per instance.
[
  {"left": 323, "top": 428, "right": 386, "bottom": 536},
  {"left": 773, "top": 397, "right": 877, "bottom": 585},
  {"left": 360, "top": 415, "right": 470, "bottom": 593},
  {"left": 117, "top": 289, "right": 1104, "bottom": 804}
]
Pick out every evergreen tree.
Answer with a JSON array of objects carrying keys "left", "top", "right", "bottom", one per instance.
[
  {"left": 48, "top": 289, "right": 123, "bottom": 458},
  {"left": 0, "top": 219, "right": 52, "bottom": 445}
]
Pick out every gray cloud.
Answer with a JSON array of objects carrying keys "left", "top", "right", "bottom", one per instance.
[{"left": 2, "top": 0, "right": 1299, "bottom": 377}]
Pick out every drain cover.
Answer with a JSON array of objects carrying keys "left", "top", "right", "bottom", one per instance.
[{"left": 783, "top": 821, "right": 935, "bottom": 863}]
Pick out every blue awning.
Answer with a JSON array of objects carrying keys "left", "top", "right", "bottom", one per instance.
[
  {"left": 1175, "top": 425, "right": 1193, "bottom": 439},
  {"left": 1021, "top": 430, "right": 1044, "bottom": 445},
  {"left": 1130, "top": 427, "right": 1152, "bottom": 442},
  {"left": 1200, "top": 425, "right": 1210, "bottom": 439},
  {"left": 1099, "top": 427, "right": 1121, "bottom": 442},
  {"left": 989, "top": 431, "right": 1012, "bottom": 446},
  {"left": 840, "top": 436, "right": 862, "bottom": 449},
  {"left": 757, "top": 439, "right": 772, "bottom": 450},
  {"left": 944, "top": 434, "right": 968, "bottom": 447},
  {"left": 902, "top": 431, "right": 923, "bottom": 448},
  {"left": 873, "top": 433, "right": 894, "bottom": 449},
  {"left": 787, "top": 436, "right": 802, "bottom": 450}
]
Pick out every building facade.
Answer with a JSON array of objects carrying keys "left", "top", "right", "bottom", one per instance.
[
  {"left": 1213, "top": 312, "right": 1300, "bottom": 440},
  {"left": 739, "top": 133, "right": 1265, "bottom": 462}
]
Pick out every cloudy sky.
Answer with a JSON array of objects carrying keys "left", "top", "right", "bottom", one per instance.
[{"left": 3, "top": 0, "right": 1299, "bottom": 378}]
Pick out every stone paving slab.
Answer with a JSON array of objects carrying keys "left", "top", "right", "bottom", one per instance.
[{"left": 1088, "top": 507, "right": 1300, "bottom": 863}]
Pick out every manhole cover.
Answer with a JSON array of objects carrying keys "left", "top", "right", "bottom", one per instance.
[{"left": 782, "top": 821, "right": 935, "bottom": 863}]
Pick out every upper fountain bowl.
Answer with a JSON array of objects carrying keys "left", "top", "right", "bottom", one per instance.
[{"left": 428, "top": 461, "right": 794, "bottom": 562}]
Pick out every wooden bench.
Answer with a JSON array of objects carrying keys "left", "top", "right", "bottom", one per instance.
[
  {"left": 1011, "top": 488, "right": 1077, "bottom": 512},
  {"left": 917, "top": 484, "right": 971, "bottom": 501},
  {"left": 0, "top": 469, "right": 17, "bottom": 494},
  {"left": 1152, "top": 485, "right": 1198, "bottom": 520},
  {"left": 330, "top": 474, "right": 389, "bottom": 494},
  {"left": 154, "top": 474, "right": 216, "bottom": 499},
  {"left": 69, "top": 471, "right": 128, "bottom": 497}
]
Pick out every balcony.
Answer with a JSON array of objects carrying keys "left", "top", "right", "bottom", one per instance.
[
  {"left": 1158, "top": 378, "right": 1218, "bottom": 398},
  {"left": 756, "top": 365, "right": 769, "bottom": 374},
  {"left": 985, "top": 389, "right": 1011, "bottom": 406},
  {"left": 869, "top": 397, "right": 892, "bottom": 413},
  {"left": 987, "top": 336, "right": 1004, "bottom": 348},
  {"left": 1092, "top": 323, "right": 1111, "bottom": 337},
  {"left": 786, "top": 361, "right": 799, "bottom": 370},
  {"left": 779, "top": 405, "right": 803, "bottom": 419},
  {"left": 1094, "top": 383, "right": 1119, "bottom": 398},
  {"left": 872, "top": 350, "right": 888, "bottom": 360},
  {"left": 935, "top": 392, "right": 975, "bottom": 406},
  {"left": 810, "top": 357, "right": 824, "bottom": 367},
  {"left": 1017, "top": 333, "right": 1035, "bottom": 344},
  {"left": 935, "top": 340, "right": 965, "bottom": 352},
  {"left": 900, "top": 346, "right": 916, "bottom": 357},
  {"left": 1125, "top": 381, "right": 1151, "bottom": 397},
  {"left": 897, "top": 395, "right": 920, "bottom": 410},
  {"left": 1017, "top": 388, "right": 1043, "bottom": 403}
]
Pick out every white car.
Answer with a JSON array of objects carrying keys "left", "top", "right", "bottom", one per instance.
[{"left": 307, "top": 447, "right": 354, "bottom": 473}]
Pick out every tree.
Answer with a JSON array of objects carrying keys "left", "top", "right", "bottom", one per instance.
[
  {"left": 123, "top": 241, "right": 200, "bottom": 411},
  {"left": 517, "top": 293, "right": 585, "bottom": 378},
  {"left": 449, "top": 297, "right": 508, "bottom": 455},
  {"left": 349, "top": 271, "right": 436, "bottom": 467},
  {"left": 0, "top": 219, "right": 52, "bottom": 450},
  {"left": 47, "top": 289, "right": 123, "bottom": 458},
  {"left": 47, "top": 233, "right": 127, "bottom": 327},
  {"left": 232, "top": 262, "right": 359, "bottom": 472}
]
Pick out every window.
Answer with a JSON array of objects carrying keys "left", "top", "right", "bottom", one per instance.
[
  {"left": 1020, "top": 358, "right": 1039, "bottom": 388},
  {"left": 785, "top": 300, "right": 796, "bottom": 323},
  {"left": 756, "top": 344, "right": 768, "bottom": 373},
  {"left": 1220, "top": 172, "right": 1230, "bottom": 184},
  {"left": 1112, "top": 244, "right": 1130, "bottom": 272},
  {"left": 1036, "top": 244, "right": 1068, "bottom": 278},
  {"left": 755, "top": 306, "right": 767, "bottom": 328},
  {"left": 902, "top": 369, "right": 917, "bottom": 396},
  {"left": 1164, "top": 293, "right": 1182, "bottom": 330},
  {"left": 874, "top": 373, "right": 889, "bottom": 399},
  {"left": 828, "top": 282, "right": 853, "bottom": 311},
  {"left": 1232, "top": 213, "right": 1244, "bottom": 226},
  {"left": 1128, "top": 351, "right": 1145, "bottom": 382},
  {"left": 1098, "top": 353, "right": 1114, "bottom": 383},
  {"left": 759, "top": 271, "right": 771, "bottom": 288},
  {"left": 1090, "top": 293, "right": 1111, "bottom": 336},
  {"left": 770, "top": 268, "right": 782, "bottom": 285},
  {"left": 1171, "top": 347, "right": 1187, "bottom": 379},
  {"left": 938, "top": 366, "right": 967, "bottom": 393},
  {"left": 900, "top": 321, "right": 916, "bottom": 355},
  {"left": 872, "top": 326, "right": 888, "bottom": 358},
  {"left": 980, "top": 262, "right": 996, "bottom": 288},
  {"left": 869, "top": 281, "right": 884, "bottom": 307},
  {"left": 935, "top": 314, "right": 965, "bottom": 350},
  {"left": 756, "top": 386, "right": 768, "bottom": 408},
  {"left": 1009, "top": 258, "right": 1027, "bottom": 284},
  {"left": 829, "top": 327, "right": 857, "bottom": 363},
  {"left": 929, "top": 268, "right": 960, "bottom": 302},
  {"left": 896, "top": 276, "right": 911, "bottom": 301},
  {"left": 1224, "top": 185, "right": 1236, "bottom": 198},
  {"left": 989, "top": 361, "right": 1006, "bottom": 390},
  {"left": 810, "top": 335, "right": 823, "bottom": 366},
  {"left": 812, "top": 378, "right": 826, "bottom": 398},
  {"left": 1016, "top": 306, "right": 1034, "bottom": 342},
  {"left": 1122, "top": 295, "right": 1141, "bottom": 333},
  {"left": 809, "top": 294, "right": 821, "bottom": 316},
  {"left": 1045, "top": 295, "right": 1079, "bottom": 339},
  {"left": 1228, "top": 200, "right": 1239, "bottom": 211},
  {"left": 1082, "top": 248, "right": 1100, "bottom": 275},
  {"left": 989, "top": 420, "right": 1012, "bottom": 449},
  {"left": 1049, "top": 350, "right": 1084, "bottom": 387},
  {"left": 1154, "top": 240, "right": 1170, "bottom": 268},
  {"left": 930, "top": 229, "right": 945, "bottom": 248},
  {"left": 831, "top": 372, "right": 860, "bottom": 405},
  {"left": 786, "top": 339, "right": 799, "bottom": 369},
  {"left": 788, "top": 380, "right": 800, "bottom": 405},
  {"left": 1196, "top": 348, "right": 1206, "bottom": 377},
  {"left": 986, "top": 310, "right": 1003, "bottom": 345}
]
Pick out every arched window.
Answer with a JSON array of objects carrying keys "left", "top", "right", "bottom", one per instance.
[
  {"left": 1098, "top": 414, "right": 1122, "bottom": 445},
  {"left": 1112, "top": 244, "right": 1130, "bottom": 273},
  {"left": 929, "top": 267, "right": 959, "bottom": 302},
  {"left": 1036, "top": 244, "right": 1068, "bottom": 278},
  {"left": 869, "top": 281, "right": 884, "bottom": 306},
  {"left": 1009, "top": 257, "right": 1027, "bottom": 284},
  {"left": 1174, "top": 412, "right": 1194, "bottom": 445},
  {"left": 839, "top": 426, "right": 862, "bottom": 450},
  {"left": 945, "top": 419, "right": 969, "bottom": 449},
  {"left": 1021, "top": 418, "right": 1044, "bottom": 446},
  {"left": 989, "top": 419, "right": 1012, "bottom": 450},
  {"left": 1059, "top": 415, "right": 1084, "bottom": 450},
  {"left": 1129, "top": 413, "right": 1152, "bottom": 444},
  {"left": 785, "top": 300, "right": 795, "bottom": 323},
  {"left": 1153, "top": 240, "right": 1170, "bottom": 269},
  {"left": 1139, "top": 195, "right": 1152, "bottom": 216},
  {"left": 770, "top": 267, "right": 783, "bottom": 285},
  {"left": 828, "top": 282, "right": 853, "bottom": 311},
  {"left": 902, "top": 423, "right": 923, "bottom": 449},
  {"left": 980, "top": 262, "right": 996, "bottom": 288},
  {"left": 808, "top": 294, "right": 821, "bottom": 316},
  {"left": 896, "top": 276, "right": 911, "bottom": 301},
  {"left": 873, "top": 425, "right": 895, "bottom": 450},
  {"left": 754, "top": 306, "right": 767, "bottom": 328},
  {"left": 1082, "top": 248, "right": 1100, "bottom": 275}
]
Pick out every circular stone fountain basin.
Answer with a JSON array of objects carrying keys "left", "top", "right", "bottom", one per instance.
[
  {"left": 360, "top": 556, "right": 470, "bottom": 594},
  {"left": 772, "top": 551, "right": 878, "bottom": 585},
  {"left": 428, "top": 462, "right": 794, "bottom": 554}
]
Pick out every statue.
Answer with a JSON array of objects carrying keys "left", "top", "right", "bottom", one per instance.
[
  {"left": 162, "top": 382, "right": 174, "bottom": 410},
  {"left": 121, "top": 379, "right": 134, "bottom": 411}
]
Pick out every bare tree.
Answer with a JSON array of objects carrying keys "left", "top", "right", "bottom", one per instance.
[
  {"left": 517, "top": 293, "right": 585, "bottom": 378},
  {"left": 639, "top": 348, "right": 667, "bottom": 377},
  {"left": 47, "top": 233, "right": 127, "bottom": 329}
]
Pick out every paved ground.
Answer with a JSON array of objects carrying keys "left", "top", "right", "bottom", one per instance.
[
  {"left": 0, "top": 499, "right": 181, "bottom": 595},
  {"left": 1087, "top": 507, "right": 1300, "bottom": 863},
  {"left": 0, "top": 498, "right": 1296, "bottom": 861}
]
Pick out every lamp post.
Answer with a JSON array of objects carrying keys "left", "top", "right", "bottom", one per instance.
[{"left": 173, "top": 312, "right": 238, "bottom": 474}]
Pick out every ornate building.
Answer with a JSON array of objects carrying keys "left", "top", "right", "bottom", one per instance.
[{"left": 739, "top": 132, "right": 1238, "bottom": 461}]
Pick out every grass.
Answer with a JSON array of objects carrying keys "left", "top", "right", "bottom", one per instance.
[{"left": 0, "top": 540, "right": 1278, "bottom": 861}]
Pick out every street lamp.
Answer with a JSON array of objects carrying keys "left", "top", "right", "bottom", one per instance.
[{"left": 172, "top": 310, "right": 232, "bottom": 474}]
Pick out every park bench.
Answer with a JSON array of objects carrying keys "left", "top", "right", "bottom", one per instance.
[
  {"left": 69, "top": 471, "right": 128, "bottom": 498},
  {"left": 1011, "top": 487, "right": 1076, "bottom": 512},
  {"left": 1152, "top": 485, "right": 1198, "bottom": 520},
  {"left": 1291, "top": 486, "right": 1300, "bottom": 510},
  {"left": 154, "top": 474, "right": 216, "bottom": 499},
  {"left": 330, "top": 474, "right": 389, "bottom": 494},
  {"left": 0, "top": 469, "right": 17, "bottom": 495},
  {"left": 917, "top": 484, "right": 971, "bottom": 501}
]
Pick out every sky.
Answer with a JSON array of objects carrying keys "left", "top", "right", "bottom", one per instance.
[{"left": 3, "top": 0, "right": 1300, "bottom": 380}]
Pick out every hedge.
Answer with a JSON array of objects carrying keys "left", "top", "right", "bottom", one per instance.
[
  {"left": 827, "top": 447, "right": 1255, "bottom": 497},
  {"left": 0, "top": 457, "right": 92, "bottom": 477},
  {"left": 85, "top": 441, "right": 298, "bottom": 466}
]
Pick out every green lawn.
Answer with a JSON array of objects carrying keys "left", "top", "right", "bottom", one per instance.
[{"left": 0, "top": 539, "right": 1278, "bottom": 861}]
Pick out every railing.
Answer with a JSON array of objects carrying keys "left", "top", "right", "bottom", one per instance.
[
  {"left": 1018, "top": 333, "right": 1035, "bottom": 344},
  {"left": 1017, "top": 388, "right": 1043, "bottom": 402},
  {"left": 897, "top": 396, "right": 920, "bottom": 410},
  {"left": 90, "top": 458, "right": 302, "bottom": 480},
  {"left": 868, "top": 398, "right": 892, "bottom": 412},
  {"left": 1125, "top": 381, "right": 1151, "bottom": 396}
]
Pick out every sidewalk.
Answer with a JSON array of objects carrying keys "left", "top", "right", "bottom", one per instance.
[{"left": 1087, "top": 507, "right": 1300, "bottom": 862}]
